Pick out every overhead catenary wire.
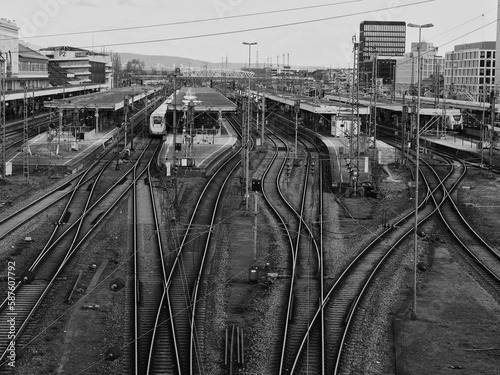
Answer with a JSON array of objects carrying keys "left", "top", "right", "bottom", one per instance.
[
  {"left": 1, "top": 0, "right": 433, "bottom": 51},
  {"left": 1, "top": 0, "right": 364, "bottom": 41}
]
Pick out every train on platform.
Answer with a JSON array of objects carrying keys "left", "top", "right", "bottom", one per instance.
[
  {"left": 442, "top": 111, "right": 464, "bottom": 130},
  {"left": 148, "top": 94, "right": 173, "bottom": 136},
  {"left": 461, "top": 124, "right": 500, "bottom": 140}
]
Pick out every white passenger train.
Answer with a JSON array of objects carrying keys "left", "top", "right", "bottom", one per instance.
[{"left": 149, "top": 94, "right": 173, "bottom": 136}]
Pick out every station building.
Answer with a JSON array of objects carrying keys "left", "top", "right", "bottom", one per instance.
[
  {"left": 39, "top": 46, "right": 113, "bottom": 88},
  {"left": 0, "top": 19, "right": 111, "bottom": 123},
  {"left": 0, "top": 18, "right": 50, "bottom": 91}
]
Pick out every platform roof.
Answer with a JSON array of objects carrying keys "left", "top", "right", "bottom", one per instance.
[
  {"left": 168, "top": 87, "right": 237, "bottom": 112},
  {"left": 262, "top": 92, "right": 370, "bottom": 115},
  {"left": 43, "top": 86, "right": 158, "bottom": 111}
]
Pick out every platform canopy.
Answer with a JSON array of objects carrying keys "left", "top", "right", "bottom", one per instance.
[
  {"left": 43, "top": 86, "right": 159, "bottom": 111},
  {"left": 168, "top": 87, "right": 237, "bottom": 112}
]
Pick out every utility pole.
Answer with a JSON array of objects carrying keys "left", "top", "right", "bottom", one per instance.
[
  {"left": 172, "top": 72, "right": 179, "bottom": 208},
  {"left": 350, "top": 35, "right": 360, "bottom": 195},
  {"left": 243, "top": 42, "right": 257, "bottom": 211},
  {"left": 130, "top": 93, "right": 134, "bottom": 151},
  {"left": 240, "top": 95, "right": 247, "bottom": 200},
  {"left": 261, "top": 91, "right": 265, "bottom": 148},
  {"left": 23, "top": 87, "right": 29, "bottom": 182},
  {"left": 401, "top": 92, "right": 407, "bottom": 165},
  {"left": 480, "top": 80, "right": 487, "bottom": 170},
  {"left": 124, "top": 95, "right": 129, "bottom": 151},
  {"left": 144, "top": 91, "right": 148, "bottom": 138},
  {"left": 0, "top": 52, "right": 6, "bottom": 179},
  {"left": 372, "top": 51, "right": 378, "bottom": 150},
  {"left": 188, "top": 99, "right": 195, "bottom": 161},
  {"left": 408, "top": 21, "right": 434, "bottom": 320},
  {"left": 58, "top": 103, "right": 62, "bottom": 155},
  {"left": 294, "top": 99, "right": 299, "bottom": 162},
  {"left": 489, "top": 90, "right": 495, "bottom": 178}
]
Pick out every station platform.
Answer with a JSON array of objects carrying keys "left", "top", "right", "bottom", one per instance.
[
  {"left": 6, "top": 119, "right": 239, "bottom": 178},
  {"left": 423, "top": 133, "right": 484, "bottom": 153},
  {"left": 157, "top": 119, "right": 239, "bottom": 176},
  {"left": 317, "top": 130, "right": 485, "bottom": 194},
  {"left": 7, "top": 126, "right": 118, "bottom": 176},
  {"left": 318, "top": 133, "right": 393, "bottom": 191}
]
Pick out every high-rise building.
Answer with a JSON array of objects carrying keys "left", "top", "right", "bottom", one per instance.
[
  {"left": 444, "top": 41, "right": 496, "bottom": 101},
  {"left": 359, "top": 21, "right": 406, "bottom": 62},
  {"left": 358, "top": 21, "right": 406, "bottom": 94}
]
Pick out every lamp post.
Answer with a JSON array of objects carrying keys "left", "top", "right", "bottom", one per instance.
[
  {"left": 0, "top": 52, "right": 6, "bottom": 178},
  {"left": 294, "top": 99, "right": 300, "bottom": 162},
  {"left": 172, "top": 73, "right": 179, "bottom": 208},
  {"left": 372, "top": 50, "right": 378, "bottom": 150},
  {"left": 407, "top": 22, "right": 434, "bottom": 320},
  {"left": 242, "top": 42, "right": 257, "bottom": 211}
]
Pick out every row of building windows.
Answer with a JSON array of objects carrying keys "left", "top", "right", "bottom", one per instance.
[
  {"left": 362, "top": 46, "right": 405, "bottom": 55},
  {"left": 444, "top": 76, "right": 496, "bottom": 85},
  {"left": 362, "top": 24, "right": 405, "bottom": 32},
  {"left": 445, "top": 59, "right": 496, "bottom": 68},
  {"left": 71, "top": 68, "right": 91, "bottom": 75},
  {"left": 362, "top": 31, "right": 405, "bottom": 38},
  {"left": 447, "top": 50, "right": 496, "bottom": 61},
  {"left": 444, "top": 68, "right": 495, "bottom": 77},
  {"left": 58, "top": 60, "right": 92, "bottom": 68},
  {"left": 18, "top": 61, "right": 48, "bottom": 72}
]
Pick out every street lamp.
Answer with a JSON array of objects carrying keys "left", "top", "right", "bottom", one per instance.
[
  {"left": 242, "top": 42, "right": 257, "bottom": 211},
  {"left": 243, "top": 42, "right": 257, "bottom": 74},
  {"left": 407, "top": 22, "right": 434, "bottom": 320}
]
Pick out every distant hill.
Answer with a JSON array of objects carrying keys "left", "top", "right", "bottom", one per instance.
[
  {"left": 117, "top": 52, "right": 325, "bottom": 72},
  {"left": 118, "top": 52, "right": 243, "bottom": 71}
]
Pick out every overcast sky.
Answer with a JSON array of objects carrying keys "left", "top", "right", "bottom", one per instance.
[{"left": 3, "top": 0, "right": 499, "bottom": 68}]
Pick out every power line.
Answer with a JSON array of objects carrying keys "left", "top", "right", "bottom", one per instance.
[
  {"left": 390, "top": 17, "right": 499, "bottom": 72},
  {"left": 36, "top": 0, "right": 434, "bottom": 50},
  {"left": 1, "top": 0, "right": 363, "bottom": 42},
  {"left": 427, "top": 5, "right": 497, "bottom": 42}
]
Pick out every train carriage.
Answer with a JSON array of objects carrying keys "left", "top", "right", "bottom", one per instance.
[{"left": 149, "top": 94, "right": 173, "bottom": 136}]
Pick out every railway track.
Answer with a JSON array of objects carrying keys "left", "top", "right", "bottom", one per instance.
[
  {"left": 129, "top": 145, "right": 167, "bottom": 374},
  {"left": 0, "top": 139, "right": 160, "bottom": 370},
  {"left": 155, "top": 124, "right": 241, "bottom": 374},
  {"left": 421, "top": 154, "right": 500, "bottom": 290},
  {"left": 332, "top": 143, "right": 500, "bottom": 374},
  {"left": 258, "top": 117, "right": 324, "bottom": 375}
]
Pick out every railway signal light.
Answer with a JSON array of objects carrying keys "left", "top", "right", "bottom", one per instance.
[
  {"left": 252, "top": 179, "right": 262, "bottom": 192},
  {"left": 294, "top": 100, "right": 300, "bottom": 114}
]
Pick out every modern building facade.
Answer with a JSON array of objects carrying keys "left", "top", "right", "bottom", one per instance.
[
  {"left": 359, "top": 21, "right": 407, "bottom": 62},
  {"left": 395, "top": 42, "right": 444, "bottom": 96},
  {"left": 443, "top": 41, "right": 496, "bottom": 101},
  {"left": 358, "top": 21, "right": 406, "bottom": 94}
]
